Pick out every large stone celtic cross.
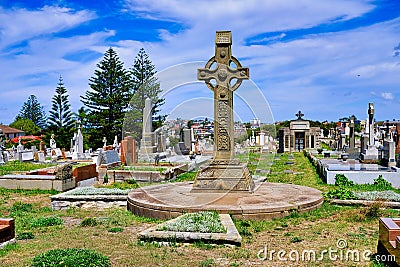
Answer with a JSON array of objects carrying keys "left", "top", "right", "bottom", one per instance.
[{"left": 198, "top": 31, "right": 249, "bottom": 161}]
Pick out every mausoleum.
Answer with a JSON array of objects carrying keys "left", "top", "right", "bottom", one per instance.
[{"left": 278, "top": 111, "right": 320, "bottom": 152}]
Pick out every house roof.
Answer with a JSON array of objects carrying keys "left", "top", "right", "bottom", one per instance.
[{"left": 0, "top": 124, "right": 24, "bottom": 134}]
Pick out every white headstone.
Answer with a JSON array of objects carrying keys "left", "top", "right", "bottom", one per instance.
[
  {"left": 75, "top": 128, "right": 84, "bottom": 154},
  {"left": 259, "top": 132, "right": 265, "bottom": 146},
  {"left": 38, "top": 152, "right": 45, "bottom": 162},
  {"left": 21, "top": 151, "right": 34, "bottom": 161}
]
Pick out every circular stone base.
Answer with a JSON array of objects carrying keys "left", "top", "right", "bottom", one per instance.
[{"left": 127, "top": 182, "right": 324, "bottom": 220}]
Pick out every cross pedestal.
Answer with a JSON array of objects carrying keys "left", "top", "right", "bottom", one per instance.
[{"left": 192, "top": 31, "right": 254, "bottom": 193}]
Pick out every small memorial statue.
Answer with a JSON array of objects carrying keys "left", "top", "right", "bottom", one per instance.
[
  {"left": 50, "top": 134, "right": 57, "bottom": 150},
  {"left": 113, "top": 136, "right": 120, "bottom": 151},
  {"left": 103, "top": 137, "right": 107, "bottom": 148},
  {"left": 17, "top": 136, "right": 24, "bottom": 152}
]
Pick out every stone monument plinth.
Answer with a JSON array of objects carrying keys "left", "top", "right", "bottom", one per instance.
[
  {"left": 192, "top": 31, "right": 254, "bottom": 193},
  {"left": 139, "top": 98, "right": 156, "bottom": 159}
]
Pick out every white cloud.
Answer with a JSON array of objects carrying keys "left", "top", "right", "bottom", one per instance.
[
  {"left": 381, "top": 92, "right": 394, "bottom": 100},
  {"left": 0, "top": 6, "right": 96, "bottom": 50}
]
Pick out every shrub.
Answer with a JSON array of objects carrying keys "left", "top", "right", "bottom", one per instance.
[
  {"left": 31, "top": 248, "right": 111, "bottom": 267},
  {"left": 373, "top": 175, "right": 392, "bottom": 190},
  {"left": 10, "top": 202, "right": 33, "bottom": 213},
  {"left": 108, "top": 227, "right": 123, "bottom": 233},
  {"left": 80, "top": 217, "right": 98, "bottom": 227},
  {"left": 17, "top": 232, "right": 35, "bottom": 240},
  {"left": 31, "top": 216, "right": 63, "bottom": 228},
  {"left": 350, "top": 201, "right": 384, "bottom": 222},
  {"left": 323, "top": 188, "right": 358, "bottom": 200},
  {"left": 334, "top": 174, "right": 354, "bottom": 187}
]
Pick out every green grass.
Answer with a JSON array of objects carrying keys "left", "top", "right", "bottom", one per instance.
[
  {"left": 0, "top": 161, "right": 56, "bottom": 176},
  {"left": 173, "top": 171, "right": 197, "bottom": 182},
  {"left": 31, "top": 248, "right": 111, "bottom": 267},
  {"left": 96, "top": 180, "right": 140, "bottom": 190}
]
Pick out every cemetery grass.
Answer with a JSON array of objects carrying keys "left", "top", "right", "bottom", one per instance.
[
  {"left": 0, "top": 153, "right": 397, "bottom": 266},
  {"left": 0, "top": 161, "right": 56, "bottom": 176}
]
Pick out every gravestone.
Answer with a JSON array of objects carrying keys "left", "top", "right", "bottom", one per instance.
[
  {"left": 345, "top": 116, "right": 359, "bottom": 159},
  {"left": 361, "top": 103, "right": 379, "bottom": 161},
  {"left": 192, "top": 31, "right": 254, "bottom": 192},
  {"left": 121, "top": 136, "right": 137, "bottom": 165},
  {"left": 38, "top": 152, "right": 45, "bottom": 162},
  {"left": 157, "top": 132, "right": 166, "bottom": 152},
  {"left": 113, "top": 136, "right": 120, "bottom": 151},
  {"left": 259, "top": 132, "right": 265, "bottom": 147},
  {"left": 55, "top": 148, "right": 62, "bottom": 158},
  {"left": 21, "top": 151, "right": 34, "bottom": 161},
  {"left": 349, "top": 116, "right": 355, "bottom": 149},
  {"left": 100, "top": 150, "right": 121, "bottom": 165},
  {"left": 139, "top": 98, "right": 157, "bottom": 155},
  {"left": 72, "top": 127, "right": 85, "bottom": 160},
  {"left": 183, "top": 128, "right": 192, "bottom": 151}
]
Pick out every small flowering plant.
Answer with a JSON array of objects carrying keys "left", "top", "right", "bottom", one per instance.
[{"left": 159, "top": 211, "right": 226, "bottom": 233}]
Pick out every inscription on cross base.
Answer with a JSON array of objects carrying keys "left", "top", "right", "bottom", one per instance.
[{"left": 198, "top": 31, "right": 249, "bottom": 161}]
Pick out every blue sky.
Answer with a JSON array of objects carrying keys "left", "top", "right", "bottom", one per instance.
[{"left": 0, "top": 0, "right": 399, "bottom": 125}]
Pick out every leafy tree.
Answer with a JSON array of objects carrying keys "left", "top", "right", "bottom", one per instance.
[
  {"left": 127, "top": 48, "right": 164, "bottom": 137},
  {"left": 81, "top": 48, "right": 132, "bottom": 148},
  {"left": 47, "top": 76, "right": 74, "bottom": 148},
  {"left": 17, "top": 95, "right": 46, "bottom": 129},
  {"left": 9, "top": 118, "right": 40, "bottom": 135}
]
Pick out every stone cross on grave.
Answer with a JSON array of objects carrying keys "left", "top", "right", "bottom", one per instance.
[
  {"left": 193, "top": 31, "right": 254, "bottom": 193},
  {"left": 198, "top": 31, "right": 249, "bottom": 161}
]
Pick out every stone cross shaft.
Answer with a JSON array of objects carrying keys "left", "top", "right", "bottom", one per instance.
[{"left": 198, "top": 31, "right": 249, "bottom": 160}]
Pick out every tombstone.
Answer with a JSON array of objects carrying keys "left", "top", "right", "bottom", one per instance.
[
  {"left": 157, "top": 132, "right": 166, "bottom": 152},
  {"left": 55, "top": 148, "right": 62, "bottom": 158},
  {"left": 21, "top": 151, "right": 34, "bottom": 162},
  {"left": 192, "top": 31, "right": 254, "bottom": 192},
  {"left": 175, "top": 142, "right": 189, "bottom": 155},
  {"left": 183, "top": 128, "right": 192, "bottom": 151},
  {"left": 139, "top": 98, "right": 157, "bottom": 155},
  {"left": 50, "top": 134, "right": 57, "bottom": 150},
  {"left": 113, "top": 136, "right": 120, "bottom": 151},
  {"left": 100, "top": 150, "right": 121, "bottom": 165},
  {"left": 72, "top": 127, "right": 85, "bottom": 160},
  {"left": 38, "top": 152, "right": 45, "bottom": 162},
  {"left": 250, "top": 130, "right": 255, "bottom": 146},
  {"left": 39, "top": 141, "right": 46, "bottom": 154},
  {"left": 16, "top": 137, "right": 24, "bottom": 153},
  {"left": 349, "top": 116, "right": 355, "bottom": 149},
  {"left": 259, "top": 132, "right": 265, "bottom": 147},
  {"left": 344, "top": 123, "right": 350, "bottom": 137},
  {"left": 121, "top": 136, "right": 137, "bottom": 166},
  {"left": 361, "top": 103, "right": 379, "bottom": 161},
  {"left": 64, "top": 151, "right": 72, "bottom": 159},
  {"left": 96, "top": 149, "right": 104, "bottom": 167},
  {"left": 61, "top": 148, "right": 67, "bottom": 160}
]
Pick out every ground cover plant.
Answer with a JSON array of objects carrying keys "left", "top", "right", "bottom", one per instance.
[
  {"left": 159, "top": 211, "right": 226, "bottom": 233},
  {"left": 0, "top": 152, "right": 397, "bottom": 266},
  {"left": 31, "top": 248, "right": 111, "bottom": 267}
]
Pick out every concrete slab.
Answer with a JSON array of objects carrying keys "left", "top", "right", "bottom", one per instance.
[{"left": 127, "top": 182, "right": 323, "bottom": 220}]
